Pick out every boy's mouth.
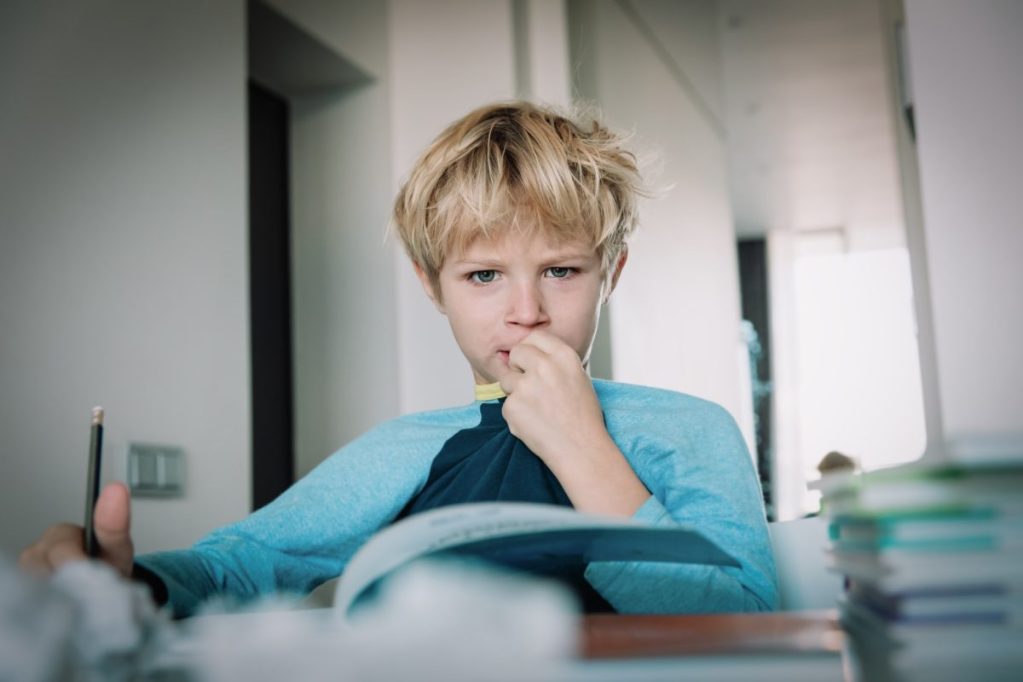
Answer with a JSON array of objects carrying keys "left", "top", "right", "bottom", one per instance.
[{"left": 497, "top": 350, "right": 510, "bottom": 365}]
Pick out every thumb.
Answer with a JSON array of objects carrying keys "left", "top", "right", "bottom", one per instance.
[{"left": 93, "top": 481, "right": 134, "bottom": 577}]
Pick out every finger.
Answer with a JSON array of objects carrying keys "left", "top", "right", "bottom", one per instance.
[
  {"left": 94, "top": 481, "right": 134, "bottom": 577},
  {"left": 519, "top": 329, "right": 567, "bottom": 355},
  {"left": 519, "top": 330, "right": 582, "bottom": 368},
  {"left": 18, "top": 544, "right": 49, "bottom": 574},
  {"left": 499, "top": 368, "right": 522, "bottom": 395},
  {"left": 46, "top": 531, "right": 88, "bottom": 568},
  {"left": 19, "top": 523, "right": 88, "bottom": 576},
  {"left": 519, "top": 329, "right": 576, "bottom": 357},
  {"left": 507, "top": 342, "right": 547, "bottom": 374},
  {"left": 37, "top": 523, "right": 88, "bottom": 572}
]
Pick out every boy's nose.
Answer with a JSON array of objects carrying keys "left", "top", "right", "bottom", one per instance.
[{"left": 505, "top": 282, "right": 549, "bottom": 327}]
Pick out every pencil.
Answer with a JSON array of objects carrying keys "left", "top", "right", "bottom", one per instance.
[{"left": 84, "top": 406, "right": 104, "bottom": 557}]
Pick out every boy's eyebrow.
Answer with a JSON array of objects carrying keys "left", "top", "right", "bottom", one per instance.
[
  {"left": 539, "top": 252, "right": 597, "bottom": 266},
  {"left": 453, "top": 250, "right": 597, "bottom": 267},
  {"left": 452, "top": 255, "right": 500, "bottom": 264},
  {"left": 450, "top": 258, "right": 504, "bottom": 268}
]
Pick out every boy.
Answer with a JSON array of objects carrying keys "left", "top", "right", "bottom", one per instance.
[{"left": 20, "top": 102, "right": 777, "bottom": 616}]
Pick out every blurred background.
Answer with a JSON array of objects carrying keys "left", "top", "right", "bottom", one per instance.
[{"left": 1, "top": 0, "right": 1020, "bottom": 557}]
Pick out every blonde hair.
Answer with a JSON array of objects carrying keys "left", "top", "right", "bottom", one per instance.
[{"left": 393, "top": 101, "right": 645, "bottom": 287}]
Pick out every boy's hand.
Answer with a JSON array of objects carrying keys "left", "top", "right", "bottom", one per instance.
[
  {"left": 499, "top": 329, "right": 609, "bottom": 469},
  {"left": 500, "top": 330, "right": 651, "bottom": 516},
  {"left": 18, "top": 481, "right": 135, "bottom": 579}
]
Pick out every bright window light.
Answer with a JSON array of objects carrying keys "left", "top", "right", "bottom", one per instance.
[{"left": 774, "top": 230, "right": 927, "bottom": 517}]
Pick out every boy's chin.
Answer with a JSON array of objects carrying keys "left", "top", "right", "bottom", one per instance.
[
  {"left": 471, "top": 368, "right": 497, "bottom": 386},
  {"left": 473, "top": 362, "right": 509, "bottom": 387}
]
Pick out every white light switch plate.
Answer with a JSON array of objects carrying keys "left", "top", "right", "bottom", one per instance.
[{"left": 127, "top": 443, "right": 185, "bottom": 497}]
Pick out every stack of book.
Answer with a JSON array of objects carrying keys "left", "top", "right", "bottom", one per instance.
[{"left": 814, "top": 457, "right": 1023, "bottom": 681}]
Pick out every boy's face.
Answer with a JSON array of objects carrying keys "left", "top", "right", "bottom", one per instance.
[{"left": 415, "top": 230, "right": 627, "bottom": 385}]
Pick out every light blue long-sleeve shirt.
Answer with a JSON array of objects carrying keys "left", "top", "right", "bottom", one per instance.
[{"left": 136, "top": 380, "right": 778, "bottom": 617}]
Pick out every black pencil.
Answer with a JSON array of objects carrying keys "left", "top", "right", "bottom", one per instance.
[{"left": 84, "top": 406, "right": 104, "bottom": 557}]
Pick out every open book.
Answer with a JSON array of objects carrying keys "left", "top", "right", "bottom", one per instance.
[{"left": 333, "top": 502, "right": 739, "bottom": 616}]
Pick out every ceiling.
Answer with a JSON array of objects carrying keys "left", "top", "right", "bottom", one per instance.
[{"left": 717, "top": 0, "right": 904, "bottom": 241}]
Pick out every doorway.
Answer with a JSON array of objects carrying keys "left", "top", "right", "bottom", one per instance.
[{"left": 248, "top": 80, "right": 295, "bottom": 510}]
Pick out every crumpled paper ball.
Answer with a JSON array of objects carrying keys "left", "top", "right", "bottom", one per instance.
[{"left": 0, "top": 556, "right": 170, "bottom": 682}]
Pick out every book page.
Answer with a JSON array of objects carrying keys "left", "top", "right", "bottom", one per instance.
[{"left": 333, "top": 502, "right": 737, "bottom": 616}]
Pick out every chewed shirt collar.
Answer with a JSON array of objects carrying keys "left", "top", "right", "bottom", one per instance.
[{"left": 474, "top": 381, "right": 507, "bottom": 402}]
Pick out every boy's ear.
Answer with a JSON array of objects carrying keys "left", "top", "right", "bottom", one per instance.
[
  {"left": 604, "top": 247, "right": 629, "bottom": 303},
  {"left": 413, "top": 262, "right": 446, "bottom": 313}
]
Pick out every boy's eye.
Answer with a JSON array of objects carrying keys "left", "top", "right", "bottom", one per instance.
[
  {"left": 470, "top": 270, "right": 497, "bottom": 284},
  {"left": 547, "top": 267, "right": 572, "bottom": 279}
]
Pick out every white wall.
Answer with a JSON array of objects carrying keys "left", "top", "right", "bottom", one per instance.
[
  {"left": 282, "top": 0, "right": 577, "bottom": 428},
  {"left": 267, "top": 0, "right": 402, "bottom": 478},
  {"left": 0, "top": 1, "right": 250, "bottom": 556},
  {"left": 389, "top": 0, "right": 520, "bottom": 413},
  {"left": 902, "top": 0, "right": 1023, "bottom": 451},
  {"left": 569, "top": 0, "right": 749, "bottom": 424},
  {"left": 513, "top": 0, "right": 573, "bottom": 107},
  {"left": 0, "top": 0, "right": 767, "bottom": 560}
]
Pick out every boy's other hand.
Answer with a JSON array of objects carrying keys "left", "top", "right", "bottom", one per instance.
[
  {"left": 18, "top": 481, "right": 135, "bottom": 579},
  {"left": 500, "top": 329, "right": 610, "bottom": 468}
]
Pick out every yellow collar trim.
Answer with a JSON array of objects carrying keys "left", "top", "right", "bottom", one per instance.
[{"left": 474, "top": 382, "right": 507, "bottom": 402}]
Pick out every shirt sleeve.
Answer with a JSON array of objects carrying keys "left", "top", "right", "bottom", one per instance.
[
  {"left": 134, "top": 416, "right": 445, "bottom": 617},
  {"left": 584, "top": 391, "right": 778, "bottom": 614}
]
